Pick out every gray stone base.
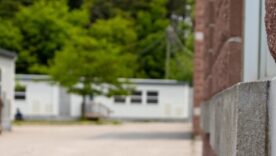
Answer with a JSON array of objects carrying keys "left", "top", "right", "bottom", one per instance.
[{"left": 201, "top": 80, "right": 272, "bottom": 156}]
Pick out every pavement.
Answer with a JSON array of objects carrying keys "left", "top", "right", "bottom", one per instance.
[{"left": 0, "top": 122, "right": 202, "bottom": 156}]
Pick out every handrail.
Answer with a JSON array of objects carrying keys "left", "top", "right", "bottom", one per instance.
[{"left": 85, "top": 102, "right": 112, "bottom": 118}]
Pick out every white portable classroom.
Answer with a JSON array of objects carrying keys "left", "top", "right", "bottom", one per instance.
[
  {"left": 14, "top": 74, "right": 192, "bottom": 121},
  {"left": 92, "top": 79, "right": 192, "bottom": 120}
]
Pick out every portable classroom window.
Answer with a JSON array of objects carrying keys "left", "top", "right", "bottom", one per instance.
[
  {"left": 14, "top": 92, "right": 26, "bottom": 100},
  {"left": 15, "top": 84, "right": 26, "bottom": 100},
  {"left": 114, "top": 96, "right": 126, "bottom": 104},
  {"left": 130, "top": 91, "right": 142, "bottom": 104},
  {"left": 146, "top": 91, "right": 158, "bottom": 104}
]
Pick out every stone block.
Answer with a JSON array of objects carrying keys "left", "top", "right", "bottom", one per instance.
[
  {"left": 201, "top": 80, "right": 270, "bottom": 156},
  {"left": 236, "top": 82, "right": 269, "bottom": 156}
]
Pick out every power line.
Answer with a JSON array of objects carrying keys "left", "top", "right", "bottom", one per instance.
[{"left": 165, "top": 25, "right": 193, "bottom": 79}]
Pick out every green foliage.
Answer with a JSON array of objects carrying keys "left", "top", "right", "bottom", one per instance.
[
  {"left": 0, "top": 20, "right": 22, "bottom": 51},
  {"left": 89, "top": 16, "right": 137, "bottom": 45},
  {"left": 0, "top": 0, "right": 35, "bottom": 19},
  {"left": 15, "top": 82, "right": 26, "bottom": 92},
  {"left": 50, "top": 35, "right": 135, "bottom": 97},
  {"left": 15, "top": 1, "right": 71, "bottom": 73},
  {"left": 68, "top": 0, "right": 83, "bottom": 10},
  {"left": 0, "top": 0, "right": 195, "bottom": 83},
  {"left": 169, "top": 52, "right": 193, "bottom": 83}
]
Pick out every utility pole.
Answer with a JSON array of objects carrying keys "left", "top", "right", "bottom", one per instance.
[
  {"left": 165, "top": 27, "right": 170, "bottom": 79},
  {"left": 165, "top": 26, "right": 174, "bottom": 79}
]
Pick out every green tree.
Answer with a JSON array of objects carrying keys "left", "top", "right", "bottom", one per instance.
[
  {"left": 0, "top": 20, "right": 22, "bottom": 51},
  {"left": 169, "top": 51, "right": 193, "bottom": 83},
  {"left": 167, "top": 0, "right": 194, "bottom": 84},
  {"left": 50, "top": 35, "right": 135, "bottom": 118},
  {"left": 0, "top": 0, "right": 35, "bottom": 19},
  {"left": 15, "top": 1, "right": 70, "bottom": 73},
  {"left": 89, "top": 16, "right": 137, "bottom": 45},
  {"left": 0, "top": 0, "right": 195, "bottom": 84},
  {"left": 14, "top": 0, "right": 89, "bottom": 73},
  {"left": 68, "top": 0, "right": 83, "bottom": 10}
]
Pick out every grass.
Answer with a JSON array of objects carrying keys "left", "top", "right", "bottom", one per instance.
[{"left": 13, "top": 119, "right": 122, "bottom": 126}]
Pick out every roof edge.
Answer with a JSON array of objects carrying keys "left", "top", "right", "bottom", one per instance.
[
  {"left": 16, "top": 74, "right": 188, "bottom": 86},
  {"left": 0, "top": 48, "right": 17, "bottom": 59}
]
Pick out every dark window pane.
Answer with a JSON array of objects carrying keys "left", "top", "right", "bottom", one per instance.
[
  {"left": 147, "top": 91, "right": 158, "bottom": 96},
  {"left": 132, "top": 91, "right": 142, "bottom": 96},
  {"left": 147, "top": 91, "right": 158, "bottom": 104},
  {"left": 15, "top": 92, "right": 26, "bottom": 100},
  {"left": 131, "top": 98, "right": 142, "bottom": 104},
  {"left": 114, "top": 96, "right": 126, "bottom": 103},
  {"left": 89, "top": 95, "right": 94, "bottom": 100},
  {"left": 15, "top": 94, "right": 26, "bottom": 100},
  {"left": 147, "top": 99, "right": 158, "bottom": 104}
]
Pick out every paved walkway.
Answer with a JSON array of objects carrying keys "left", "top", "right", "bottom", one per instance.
[{"left": 0, "top": 122, "right": 202, "bottom": 156}]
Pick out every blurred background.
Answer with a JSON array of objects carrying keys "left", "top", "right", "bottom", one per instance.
[{"left": 0, "top": 0, "right": 201, "bottom": 156}]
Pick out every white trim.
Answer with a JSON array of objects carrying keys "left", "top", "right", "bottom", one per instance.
[
  {"left": 194, "top": 107, "right": 201, "bottom": 116},
  {"left": 195, "top": 32, "right": 204, "bottom": 41},
  {"left": 243, "top": 0, "right": 276, "bottom": 81},
  {"left": 227, "top": 37, "right": 242, "bottom": 43},
  {"left": 16, "top": 74, "right": 188, "bottom": 86},
  {"left": 243, "top": 0, "right": 262, "bottom": 82}
]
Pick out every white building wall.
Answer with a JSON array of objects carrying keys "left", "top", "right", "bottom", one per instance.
[
  {"left": 15, "top": 77, "right": 192, "bottom": 120},
  {"left": 14, "top": 81, "right": 60, "bottom": 117},
  {"left": 0, "top": 56, "right": 15, "bottom": 130},
  {"left": 70, "top": 94, "right": 82, "bottom": 117},
  {"left": 94, "top": 84, "right": 191, "bottom": 120}
]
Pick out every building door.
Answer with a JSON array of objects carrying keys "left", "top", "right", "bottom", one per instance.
[{"left": 58, "top": 88, "right": 71, "bottom": 118}]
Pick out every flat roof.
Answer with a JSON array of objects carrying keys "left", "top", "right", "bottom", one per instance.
[
  {"left": 16, "top": 74, "right": 188, "bottom": 86},
  {"left": 121, "top": 78, "right": 187, "bottom": 86},
  {"left": 0, "top": 48, "right": 17, "bottom": 59}
]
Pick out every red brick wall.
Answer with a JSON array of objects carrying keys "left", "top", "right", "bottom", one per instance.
[
  {"left": 193, "top": 0, "right": 244, "bottom": 155},
  {"left": 193, "top": 0, "right": 205, "bottom": 136},
  {"left": 202, "top": 0, "right": 243, "bottom": 99}
]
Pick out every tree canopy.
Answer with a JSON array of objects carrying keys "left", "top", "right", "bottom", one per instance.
[{"left": 0, "top": 0, "right": 195, "bottom": 83}]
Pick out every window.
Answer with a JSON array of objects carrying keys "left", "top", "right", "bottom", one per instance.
[
  {"left": 114, "top": 96, "right": 126, "bottom": 104},
  {"left": 15, "top": 92, "right": 26, "bottom": 100},
  {"left": 131, "top": 91, "right": 142, "bottom": 104},
  {"left": 147, "top": 91, "right": 158, "bottom": 104},
  {"left": 15, "top": 83, "right": 26, "bottom": 100}
]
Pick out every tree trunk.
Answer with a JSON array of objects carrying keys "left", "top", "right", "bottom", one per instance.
[{"left": 81, "top": 95, "right": 86, "bottom": 119}]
